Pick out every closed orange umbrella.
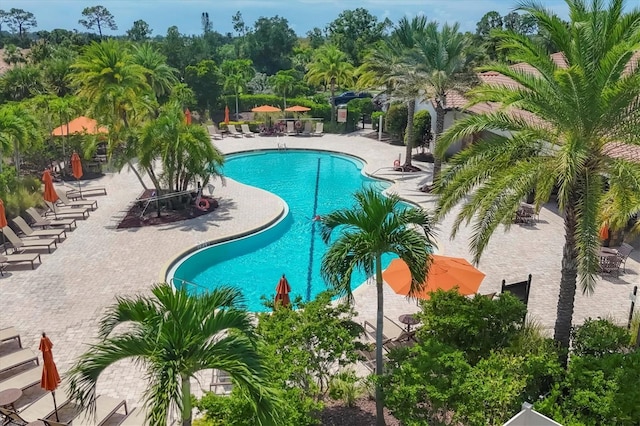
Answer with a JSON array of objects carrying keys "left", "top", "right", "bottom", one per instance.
[
  {"left": 383, "top": 255, "right": 485, "bottom": 300},
  {"left": 71, "top": 152, "right": 84, "bottom": 198},
  {"left": 39, "top": 332, "right": 61, "bottom": 421},
  {"left": 0, "top": 199, "right": 7, "bottom": 229},
  {"left": 42, "top": 170, "right": 59, "bottom": 204},
  {"left": 224, "top": 106, "right": 230, "bottom": 125},
  {"left": 284, "top": 105, "right": 311, "bottom": 112},
  {"left": 599, "top": 224, "right": 609, "bottom": 240},
  {"left": 274, "top": 274, "right": 291, "bottom": 308},
  {"left": 185, "top": 108, "right": 192, "bottom": 125}
]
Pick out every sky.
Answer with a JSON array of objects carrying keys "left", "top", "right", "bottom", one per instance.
[{"left": 6, "top": 0, "right": 575, "bottom": 37}]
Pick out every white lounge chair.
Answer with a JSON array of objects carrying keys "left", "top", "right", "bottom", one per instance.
[
  {"left": 0, "top": 327, "right": 21, "bottom": 347},
  {"left": 301, "top": 120, "right": 313, "bottom": 136},
  {"left": 240, "top": 124, "right": 255, "bottom": 137},
  {"left": 312, "top": 122, "right": 324, "bottom": 136},
  {"left": 207, "top": 124, "right": 223, "bottom": 140},
  {"left": 0, "top": 348, "right": 39, "bottom": 374},
  {"left": 70, "top": 395, "right": 128, "bottom": 426},
  {"left": 286, "top": 121, "right": 296, "bottom": 135},
  {"left": 66, "top": 185, "right": 107, "bottom": 199},
  {"left": 0, "top": 253, "right": 42, "bottom": 270},
  {"left": 26, "top": 208, "right": 77, "bottom": 231},
  {"left": 118, "top": 407, "right": 147, "bottom": 426},
  {"left": 226, "top": 125, "right": 243, "bottom": 138},
  {"left": 11, "top": 384, "right": 71, "bottom": 423},
  {"left": 12, "top": 216, "right": 66, "bottom": 242},
  {"left": 44, "top": 201, "right": 89, "bottom": 219},
  {"left": 1, "top": 226, "right": 57, "bottom": 254},
  {"left": 58, "top": 192, "right": 97, "bottom": 210},
  {"left": 0, "top": 366, "right": 41, "bottom": 392}
]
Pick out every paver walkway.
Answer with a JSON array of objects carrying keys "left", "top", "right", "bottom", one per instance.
[{"left": 1, "top": 130, "right": 638, "bottom": 413}]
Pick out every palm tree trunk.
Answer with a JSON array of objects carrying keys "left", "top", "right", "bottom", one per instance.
[
  {"left": 235, "top": 88, "right": 240, "bottom": 120},
  {"left": 13, "top": 141, "right": 20, "bottom": 177},
  {"left": 127, "top": 160, "right": 149, "bottom": 191},
  {"left": 330, "top": 80, "right": 336, "bottom": 123},
  {"left": 181, "top": 373, "right": 192, "bottom": 426},
  {"left": 375, "top": 256, "right": 386, "bottom": 426},
  {"left": 403, "top": 99, "right": 415, "bottom": 168},
  {"left": 432, "top": 103, "right": 446, "bottom": 183},
  {"left": 553, "top": 201, "right": 579, "bottom": 367}
]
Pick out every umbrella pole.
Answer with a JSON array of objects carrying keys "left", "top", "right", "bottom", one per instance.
[
  {"left": 77, "top": 178, "right": 82, "bottom": 198},
  {"left": 52, "top": 391, "right": 59, "bottom": 421}
]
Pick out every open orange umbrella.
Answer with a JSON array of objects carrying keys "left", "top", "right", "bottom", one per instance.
[
  {"left": 274, "top": 274, "right": 291, "bottom": 308},
  {"left": 71, "top": 152, "right": 84, "bottom": 198},
  {"left": 224, "top": 106, "right": 230, "bottom": 125},
  {"left": 383, "top": 255, "right": 486, "bottom": 300},
  {"left": 51, "top": 116, "right": 108, "bottom": 136},
  {"left": 251, "top": 105, "right": 281, "bottom": 113},
  {"left": 284, "top": 105, "right": 311, "bottom": 112},
  {"left": 39, "top": 332, "right": 61, "bottom": 421},
  {"left": 185, "top": 108, "right": 192, "bottom": 125}
]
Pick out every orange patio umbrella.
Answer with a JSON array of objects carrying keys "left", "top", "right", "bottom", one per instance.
[
  {"left": 599, "top": 223, "right": 609, "bottom": 241},
  {"left": 224, "top": 106, "right": 230, "bottom": 125},
  {"left": 71, "top": 152, "right": 84, "bottom": 198},
  {"left": 51, "top": 116, "right": 108, "bottom": 136},
  {"left": 40, "top": 332, "right": 61, "bottom": 421},
  {"left": 0, "top": 199, "right": 7, "bottom": 249},
  {"left": 251, "top": 105, "right": 281, "bottom": 113},
  {"left": 284, "top": 105, "right": 311, "bottom": 112},
  {"left": 274, "top": 274, "right": 291, "bottom": 308},
  {"left": 185, "top": 108, "right": 192, "bottom": 125},
  {"left": 42, "top": 169, "right": 59, "bottom": 217},
  {"left": 383, "top": 255, "right": 486, "bottom": 300}
]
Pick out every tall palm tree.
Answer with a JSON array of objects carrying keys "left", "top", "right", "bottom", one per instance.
[
  {"left": 67, "top": 283, "right": 280, "bottom": 426},
  {"left": 305, "top": 44, "right": 355, "bottom": 123},
  {"left": 320, "top": 188, "right": 436, "bottom": 425},
  {"left": 131, "top": 43, "right": 179, "bottom": 100},
  {"left": 221, "top": 59, "right": 254, "bottom": 120},
  {"left": 49, "top": 95, "right": 81, "bottom": 163},
  {"left": 0, "top": 104, "right": 39, "bottom": 175},
  {"left": 269, "top": 70, "right": 297, "bottom": 110},
  {"left": 433, "top": 0, "right": 640, "bottom": 361},
  {"left": 416, "top": 21, "right": 471, "bottom": 182},
  {"left": 0, "top": 64, "right": 49, "bottom": 101}
]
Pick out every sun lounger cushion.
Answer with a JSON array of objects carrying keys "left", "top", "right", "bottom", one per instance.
[
  {"left": 26, "top": 208, "right": 77, "bottom": 230},
  {"left": 0, "top": 327, "right": 21, "bottom": 347},
  {"left": 118, "top": 407, "right": 147, "bottom": 426},
  {"left": 0, "top": 348, "right": 39, "bottom": 374},
  {"left": 72, "top": 395, "right": 128, "bottom": 426},
  {"left": 0, "top": 366, "right": 41, "bottom": 392}
]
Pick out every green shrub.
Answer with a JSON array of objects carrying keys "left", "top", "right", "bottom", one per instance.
[
  {"left": 385, "top": 103, "right": 408, "bottom": 142},
  {"left": 371, "top": 111, "right": 385, "bottom": 131},
  {"left": 571, "top": 318, "right": 631, "bottom": 357},
  {"left": 412, "top": 109, "right": 432, "bottom": 148},
  {"left": 328, "top": 370, "right": 361, "bottom": 407}
]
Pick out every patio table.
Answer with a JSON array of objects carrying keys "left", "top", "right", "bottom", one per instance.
[{"left": 398, "top": 314, "right": 420, "bottom": 332}]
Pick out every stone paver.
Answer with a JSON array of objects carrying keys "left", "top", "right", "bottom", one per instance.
[{"left": 0, "top": 130, "right": 638, "bottom": 413}]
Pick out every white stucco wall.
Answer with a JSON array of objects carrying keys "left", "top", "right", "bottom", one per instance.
[{"left": 415, "top": 99, "right": 465, "bottom": 156}]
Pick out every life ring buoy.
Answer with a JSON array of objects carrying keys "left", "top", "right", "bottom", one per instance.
[
  {"left": 393, "top": 159, "right": 401, "bottom": 168},
  {"left": 295, "top": 121, "right": 302, "bottom": 130},
  {"left": 197, "top": 199, "right": 210, "bottom": 211}
]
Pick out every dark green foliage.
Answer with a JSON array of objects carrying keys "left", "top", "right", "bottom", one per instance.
[
  {"left": 384, "top": 103, "right": 407, "bottom": 142},
  {"left": 245, "top": 16, "right": 296, "bottom": 75},
  {"left": 411, "top": 109, "right": 432, "bottom": 148},
  {"left": 571, "top": 318, "right": 631, "bottom": 357},
  {"left": 344, "top": 98, "right": 373, "bottom": 132},
  {"left": 326, "top": 8, "right": 391, "bottom": 66},
  {"left": 184, "top": 59, "right": 222, "bottom": 116},
  {"left": 371, "top": 111, "right": 385, "bottom": 131},
  {"left": 218, "top": 94, "right": 331, "bottom": 122}
]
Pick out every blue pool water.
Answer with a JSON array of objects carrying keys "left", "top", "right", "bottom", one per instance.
[{"left": 170, "top": 150, "right": 398, "bottom": 311}]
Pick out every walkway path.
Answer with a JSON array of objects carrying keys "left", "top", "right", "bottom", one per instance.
[{"left": 0, "top": 130, "right": 637, "bottom": 411}]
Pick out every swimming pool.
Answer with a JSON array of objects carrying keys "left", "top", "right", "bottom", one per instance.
[{"left": 168, "top": 150, "right": 398, "bottom": 311}]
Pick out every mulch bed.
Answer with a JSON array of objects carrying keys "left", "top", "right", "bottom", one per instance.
[
  {"left": 117, "top": 189, "right": 218, "bottom": 229},
  {"left": 318, "top": 398, "right": 400, "bottom": 426}
]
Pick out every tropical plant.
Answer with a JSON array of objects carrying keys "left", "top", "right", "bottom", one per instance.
[
  {"left": 269, "top": 70, "right": 297, "bottom": 110},
  {"left": 221, "top": 59, "right": 255, "bottom": 120},
  {"left": 131, "top": 43, "right": 179, "bottom": 100},
  {"left": 67, "top": 283, "right": 280, "bottom": 426},
  {"left": 0, "top": 103, "right": 39, "bottom": 175},
  {"left": 433, "top": 0, "right": 640, "bottom": 361},
  {"left": 305, "top": 44, "right": 355, "bottom": 123},
  {"left": 319, "top": 188, "right": 436, "bottom": 425},
  {"left": 0, "top": 64, "right": 48, "bottom": 101}
]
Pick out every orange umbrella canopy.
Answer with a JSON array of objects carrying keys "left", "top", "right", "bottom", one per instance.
[
  {"left": 383, "top": 255, "right": 486, "bottom": 300},
  {"left": 274, "top": 274, "right": 291, "bottom": 308},
  {"left": 71, "top": 152, "right": 83, "bottom": 180},
  {"left": 39, "top": 333, "right": 61, "bottom": 392},
  {"left": 0, "top": 199, "right": 7, "bottom": 228},
  {"left": 42, "top": 170, "right": 59, "bottom": 203},
  {"left": 51, "top": 116, "right": 108, "bottom": 136},
  {"left": 252, "top": 105, "right": 281, "bottom": 113},
  {"left": 284, "top": 105, "right": 311, "bottom": 112},
  {"left": 224, "top": 106, "right": 230, "bottom": 125},
  {"left": 599, "top": 224, "right": 609, "bottom": 240}
]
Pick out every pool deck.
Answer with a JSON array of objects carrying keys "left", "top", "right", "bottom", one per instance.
[{"left": 0, "top": 129, "right": 638, "bottom": 411}]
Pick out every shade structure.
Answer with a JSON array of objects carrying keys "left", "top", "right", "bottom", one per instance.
[
  {"left": 251, "top": 105, "right": 281, "bottom": 113},
  {"left": 274, "top": 274, "right": 291, "bottom": 308},
  {"left": 39, "top": 333, "right": 61, "bottom": 421},
  {"left": 51, "top": 116, "right": 108, "bottom": 136},
  {"left": 185, "top": 108, "right": 192, "bottom": 125},
  {"left": 284, "top": 105, "right": 311, "bottom": 112},
  {"left": 0, "top": 199, "right": 7, "bottom": 229},
  {"left": 224, "top": 106, "right": 230, "bottom": 125},
  {"left": 383, "top": 255, "right": 486, "bottom": 300},
  {"left": 42, "top": 170, "right": 59, "bottom": 204}
]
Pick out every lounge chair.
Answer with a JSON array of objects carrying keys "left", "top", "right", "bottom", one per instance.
[
  {"left": 0, "top": 253, "right": 42, "bottom": 270},
  {"left": 207, "top": 124, "right": 223, "bottom": 140},
  {"left": 26, "top": 208, "right": 77, "bottom": 231},
  {"left": 356, "top": 348, "right": 377, "bottom": 371},
  {"left": 226, "top": 125, "right": 243, "bottom": 138},
  {"left": 312, "top": 122, "right": 324, "bottom": 136},
  {"left": 69, "top": 395, "right": 128, "bottom": 426},
  {"left": 363, "top": 316, "right": 406, "bottom": 342},
  {"left": 210, "top": 369, "right": 233, "bottom": 395},
  {"left": 66, "top": 185, "right": 107, "bottom": 200},
  {"left": 0, "top": 348, "right": 39, "bottom": 374},
  {"left": 286, "top": 121, "right": 296, "bottom": 135},
  {"left": 12, "top": 216, "right": 66, "bottom": 242},
  {"left": 118, "top": 407, "right": 147, "bottom": 426},
  {"left": 4, "top": 384, "right": 71, "bottom": 424},
  {"left": 614, "top": 243, "right": 634, "bottom": 273},
  {"left": 44, "top": 201, "right": 89, "bottom": 219},
  {"left": 301, "top": 120, "right": 312, "bottom": 136},
  {"left": 58, "top": 192, "right": 98, "bottom": 210},
  {"left": 0, "top": 326, "right": 22, "bottom": 347},
  {"left": 0, "top": 366, "right": 41, "bottom": 392},
  {"left": 1, "top": 226, "right": 57, "bottom": 254},
  {"left": 240, "top": 124, "right": 255, "bottom": 137}
]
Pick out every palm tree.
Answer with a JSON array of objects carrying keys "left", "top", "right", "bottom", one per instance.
[
  {"left": 221, "top": 59, "right": 254, "bottom": 120},
  {"left": 0, "top": 104, "right": 39, "bottom": 175},
  {"left": 359, "top": 17, "right": 429, "bottom": 168},
  {"left": 269, "top": 70, "right": 297, "bottom": 110},
  {"left": 131, "top": 43, "right": 179, "bottom": 100},
  {"left": 0, "top": 64, "right": 49, "bottom": 101},
  {"left": 320, "top": 188, "right": 436, "bottom": 425},
  {"left": 433, "top": 0, "right": 640, "bottom": 361},
  {"left": 305, "top": 44, "right": 355, "bottom": 123},
  {"left": 416, "top": 21, "right": 471, "bottom": 182},
  {"left": 68, "top": 283, "right": 279, "bottom": 426},
  {"left": 49, "top": 95, "right": 81, "bottom": 164}
]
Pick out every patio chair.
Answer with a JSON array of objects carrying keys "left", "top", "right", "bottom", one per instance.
[
  {"left": 286, "top": 121, "right": 296, "bottom": 135},
  {"left": 0, "top": 326, "right": 21, "bottom": 347},
  {"left": 240, "top": 124, "right": 255, "bottom": 137},
  {"left": 515, "top": 204, "right": 535, "bottom": 225},
  {"left": 0, "top": 348, "right": 39, "bottom": 374},
  {"left": 301, "top": 120, "right": 313, "bottom": 136},
  {"left": 599, "top": 255, "right": 623, "bottom": 278},
  {"left": 0, "top": 253, "right": 42, "bottom": 270},
  {"left": 44, "top": 200, "right": 90, "bottom": 219},
  {"left": 312, "top": 122, "right": 324, "bottom": 136},
  {"left": 26, "top": 208, "right": 77, "bottom": 231},
  {"left": 207, "top": 124, "right": 223, "bottom": 140},
  {"left": 383, "top": 329, "right": 417, "bottom": 352},
  {"left": 118, "top": 407, "right": 147, "bottom": 426},
  {"left": 58, "top": 192, "right": 98, "bottom": 210},
  {"left": 615, "top": 243, "right": 634, "bottom": 273},
  {"left": 12, "top": 216, "right": 67, "bottom": 242},
  {"left": 210, "top": 369, "right": 233, "bottom": 395},
  {"left": 66, "top": 185, "right": 107, "bottom": 200},
  {"left": 356, "top": 348, "right": 377, "bottom": 371},
  {"left": 500, "top": 274, "right": 532, "bottom": 306},
  {"left": 226, "top": 124, "right": 243, "bottom": 138},
  {"left": 1, "top": 226, "right": 57, "bottom": 254},
  {"left": 68, "top": 395, "right": 128, "bottom": 426},
  {"left": 0, "top": 366, "right": 41, "bottom": 392},
  {"left": 9, "top": 384, "right": 71, "bottom": 424}
]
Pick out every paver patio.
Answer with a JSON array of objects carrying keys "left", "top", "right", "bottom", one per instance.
[{"left": 0, "top": 130, "right": 638, "bottom": 414}]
